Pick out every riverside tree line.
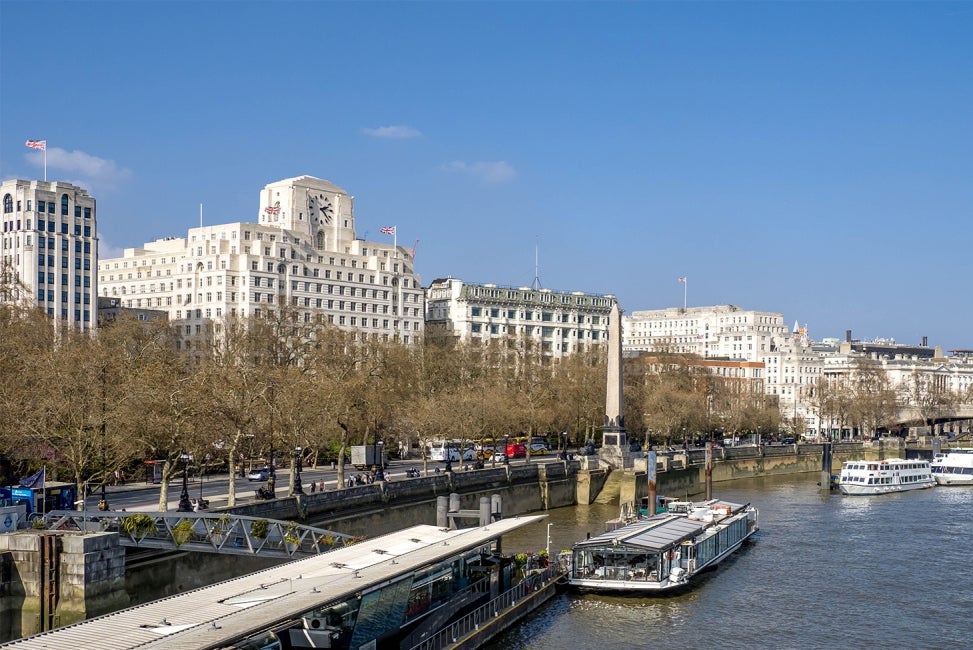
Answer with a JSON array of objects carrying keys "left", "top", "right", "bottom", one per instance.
[{"left": 1, "top": 300, "right": 966, "bottom": 510}]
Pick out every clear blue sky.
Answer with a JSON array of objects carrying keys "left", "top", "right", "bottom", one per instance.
[{"left": 3, "top": 1, "right": 971, "bottom": 350}]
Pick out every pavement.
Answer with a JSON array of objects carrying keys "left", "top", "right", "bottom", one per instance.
[{"left": 83, "top": 456, "right": 563, "bottom": 513}]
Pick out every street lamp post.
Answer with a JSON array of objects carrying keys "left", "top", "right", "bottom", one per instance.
[
  {"left": 293, "top": 446, "right": 304, "bottom": 495},
  {"left": 176, "top": 454, "right": 193, "bottom": 512},
  {"left": 198, "top": 461, "right": 205, "bottom": 505},
  {"left": 503, "top": 435, "right": 510, "bottom": 466},
  {"left": 445, "top": 440, "right": 453, "bottom": 473}
]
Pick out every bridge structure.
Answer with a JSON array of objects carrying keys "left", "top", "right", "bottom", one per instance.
[
  {"left": 894, "top": 404, "right": 973, "bottom": 430},
  {"left": 40, "top": 510, "right": 356, "bottom": 559}
]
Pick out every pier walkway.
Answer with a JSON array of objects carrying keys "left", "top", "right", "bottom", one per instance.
[
  {"left": 3, "top": 515, "right": 546, "bottom": 650},
  {"left": 40, "top": 509, "right": 354, "bottom": 559}
]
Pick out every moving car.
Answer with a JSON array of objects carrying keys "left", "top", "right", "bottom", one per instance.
[{"left": 247, "top": 467, "right": 270, "bottom": 482}]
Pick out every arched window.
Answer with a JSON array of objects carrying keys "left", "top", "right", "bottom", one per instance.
[
  {"left": 2, "top": 194, "right": 12, "bottom": 214},
  {"left": 61, "top": 194, "right": 69, "bottom": 216}
]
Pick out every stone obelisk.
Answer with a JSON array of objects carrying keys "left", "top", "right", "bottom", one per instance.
[{"left": 600, "top": 302, "right": 633, "bottom": 468}]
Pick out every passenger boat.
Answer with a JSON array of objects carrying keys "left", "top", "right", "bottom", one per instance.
[
  {"left": 837, "top": 458, "right": 935, "bottom": 495},
  {"left": 931, "top": 448, "right": 973, "bottom": 486},
  {"left": 564, "top": 499, "right": 758, "bottom": 593}
]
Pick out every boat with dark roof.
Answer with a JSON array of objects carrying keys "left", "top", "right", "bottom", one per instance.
[{"left": 563, "top": 499, "right": 758, "bottom": 593}]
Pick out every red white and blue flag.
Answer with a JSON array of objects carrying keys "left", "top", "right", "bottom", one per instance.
[
  {"left": 380, "top": 226, "right": 396, "bottom": 235},
  {"left": 25, "top": 139, "right": 46, "bottom": 150},
  {"left": 264, "top": 201, "right": 280, "bottom": 215},
  {"left": 678, "top": 277, "right": 686, "bottom": 283}
]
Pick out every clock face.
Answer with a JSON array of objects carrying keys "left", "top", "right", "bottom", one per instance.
[{"left": 318, "top": 197, "right": 333, "bottom": 224}]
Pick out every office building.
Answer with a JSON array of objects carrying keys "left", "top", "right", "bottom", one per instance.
[
  {"left": 425, "top": 277, "right": 616, "bottom": 358},
  {"left": 1, "top": 179, "right": 98, "bottom": 331},
  {"left": 97, "top": 176, "right": 423, "bottom": 349}
]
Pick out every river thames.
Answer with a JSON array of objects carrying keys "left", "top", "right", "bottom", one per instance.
[{"left": 487, "top": 474, "right": 972, "bottom": 649}]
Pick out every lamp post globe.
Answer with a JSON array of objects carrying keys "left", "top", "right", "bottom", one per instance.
[{"left": 293, "top": 446, "right": 304, "bottom": 495}]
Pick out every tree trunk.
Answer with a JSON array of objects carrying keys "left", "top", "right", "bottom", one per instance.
[
  {"left": 157, "top": 460, "right": 174, "bottom": 511},
  {"left": 227, "top": 436, "right": 240, "bottom": 507}
]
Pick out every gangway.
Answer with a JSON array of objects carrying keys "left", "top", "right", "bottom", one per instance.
[{"left": 40, "top": 510, "right": 356, "bottom": 559}]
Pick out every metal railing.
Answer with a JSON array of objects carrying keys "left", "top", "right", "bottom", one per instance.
[
  {"left": 410, "top": 564, "right": 565, "bottom": 650},
  {"left": 41, "top": 510, "right": 355, "bottom": 559}
]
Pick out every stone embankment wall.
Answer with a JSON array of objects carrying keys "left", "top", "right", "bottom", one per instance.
[
  {"left": 0, "top": 531, "right": 127, "bottom": 641},
  {"left": 228, "top": 463, "right": 582, "bottom": 537}
]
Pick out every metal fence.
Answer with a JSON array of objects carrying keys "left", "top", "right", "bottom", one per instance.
[{"left": 409, "top": 564, "right": 564, "bottom": 650}]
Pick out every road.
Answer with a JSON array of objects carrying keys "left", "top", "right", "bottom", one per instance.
[{"left": 83, "top": 455, "right": 564, "bottom": 512}]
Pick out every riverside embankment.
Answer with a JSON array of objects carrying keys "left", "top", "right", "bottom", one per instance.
[{"left": 0, "top": 440, "right": 911, "bottom": 640}]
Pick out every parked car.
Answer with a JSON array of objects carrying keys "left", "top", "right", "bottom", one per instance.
[
  {"left": 247, "top": 467, "right": 270, "bottom": 482},
  {"left": 529, "top": 443, "right": 549, "bottom": 455}
]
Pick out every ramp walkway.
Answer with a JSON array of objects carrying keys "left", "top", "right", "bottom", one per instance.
[{"left": 40, "top": 510, "right": 355, "bottom": 559}]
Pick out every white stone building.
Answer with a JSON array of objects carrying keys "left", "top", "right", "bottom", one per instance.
[
  {"left": 623, "top": 305, "right": 973, "bottom": 437},
  {"left": 1, "top": 179, "right": 98, "bottom": 331},
  {"left": 623, "top": 305, "right": 823, "bottom": 430},
  {"left": 425, "top": 277, "right": 616, "bottom": 358},
  {"left": 97, "top": 176, "right": 423, "bottom": 349}
]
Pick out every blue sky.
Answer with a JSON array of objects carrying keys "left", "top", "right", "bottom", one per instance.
[{"left": 2, "top": 1, "right": 971, "bottom": 349}]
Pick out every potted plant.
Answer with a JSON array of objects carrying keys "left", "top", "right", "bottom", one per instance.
[
  {"left": 538, "top": 549, "right": 550, "bottom": 568},
  {"left": 173, "top": 519, "right": 194, "bottom": 546},
  {"left": 31, "top": 518, "right": 48, "bottom": 530},
  {"left": 121, "top": 513, "right": 156, "bottom": 539},
  {"left": 284, "top": 521, "right": 301, "bottom": 552},
  {"left": 209, "top": 514, "right": 231, "bottom": 544},
  {"left": 250, "top": 518, "right": 269, "bottom": 540}
]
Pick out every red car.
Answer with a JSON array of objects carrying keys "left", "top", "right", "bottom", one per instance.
[{"left": 505, "top": 442, "right": 527, "bottom": 458}]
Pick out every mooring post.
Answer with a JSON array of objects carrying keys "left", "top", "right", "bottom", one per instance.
[
  {"left": 479, "top": 496, "right": 491, "bottom": 527},
  {"left": 448, "top": 493, "right": 461, "bottom": 530},
  {"left": 821, "top": 442, "right": 833, "bottom": 493},
  {"left": 436, "top": 496, "right": 448, "bottom": 528},
  {"left": 647, "top": 450, "right": 657, "bottom": 516}
]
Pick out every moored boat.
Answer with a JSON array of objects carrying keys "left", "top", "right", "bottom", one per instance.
[
  {"left": 931, "top": 448, "right": 973, "bottom": 486},
  {"left": 837, "top": 458, "right": 935, "bottom": 495},
  {"left": 564, "top": 499, "right": 758, "bottom": 593}
]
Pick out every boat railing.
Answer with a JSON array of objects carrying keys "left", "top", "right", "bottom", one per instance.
[{"left": 408, "top": 564, "right": 564, "bottom": 650}]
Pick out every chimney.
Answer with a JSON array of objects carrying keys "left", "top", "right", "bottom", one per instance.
[{"left": 846, "top": 330, "right": 852, "bottom": 343}]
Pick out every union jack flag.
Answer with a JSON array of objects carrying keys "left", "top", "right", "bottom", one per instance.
[
  {"left": 380, "top": 226, "right": 396, "bottom": 235},
  {"left": 264, "top": 201, "right": 280, "bottom": 215},
  {"left": 25, "top": 139, "right": 46, "bottom": 150}
]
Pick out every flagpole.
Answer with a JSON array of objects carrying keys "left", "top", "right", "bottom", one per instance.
[
  {"left": 684, "top": 278, "right": 687, "bottom": 310},
  {"left": 44, "top": 147, "right": 47, "bottom": 182}
]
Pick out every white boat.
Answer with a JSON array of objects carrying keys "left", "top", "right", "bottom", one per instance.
[
  {"left": 564, "top": 499, "right": 758, "bottom": 593},
  {"left": 931, "top": 448, "right": 973, "bottom": 486},
  {"left": 837, "top": 458, "right": 935, "bottom": 495}
]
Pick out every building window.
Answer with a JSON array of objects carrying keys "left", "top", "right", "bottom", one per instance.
[{"left": 61, "top": 194, "right": 69, "bottom": 216}]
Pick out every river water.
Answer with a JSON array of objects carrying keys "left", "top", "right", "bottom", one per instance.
[{"left": 487, "top": 474, "right": 973, "bottom": 649}]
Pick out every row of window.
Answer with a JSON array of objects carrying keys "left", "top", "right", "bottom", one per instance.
[
  {"left": 469, "top": 306, "right": 601, "bottom": 324},
  {"left": 466, "top": 285, "right": 613, "bottom": 308},
  {"left": 37, "top": 271, "right": 90, "bottom": 287},
  {"left": 40, "top": 306, "right": 91, "bottom": 322},
  {"left": 38, "top": 255, "right": 91, "bottom": 270},
  {"left": 470, "top": 323, "right": 603, "bottom": 339},
  {"left": 3, "top": 219, "right": 93, "bottom": 237},
  {"left": 37, "top": 289, "right": 91, "bottom": 304},
  {"left": 1, "top": 194, "right": 92, "bottom": 218},
  {"left": 33, "top": 237, "right": 92, "bottom": 253}
]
